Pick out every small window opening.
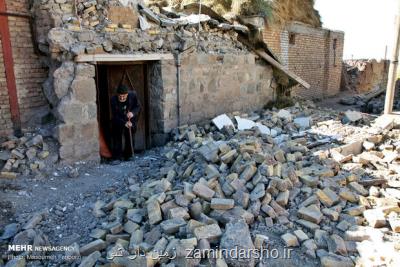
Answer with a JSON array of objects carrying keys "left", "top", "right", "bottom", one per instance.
[
  {"left": 333, "top": 38, "right": 337, "bottom": 66},
  {"left": 289, "top": 33, "right": 296, "bottom": 45}
]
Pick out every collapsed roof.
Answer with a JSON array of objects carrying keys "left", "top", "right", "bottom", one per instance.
[{"left": 139, "top": 2, "right": 310, "bottom": 89}]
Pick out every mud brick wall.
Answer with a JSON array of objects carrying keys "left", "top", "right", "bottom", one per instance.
[
  {"left": 160, "top": 53, "right": 275, "bottom": 132},
  {"left": 0, "top": 0, "right": 48, "bottom": 134},
  {"left": 263, "top": 23, "right": 344, "bottom": 99}
]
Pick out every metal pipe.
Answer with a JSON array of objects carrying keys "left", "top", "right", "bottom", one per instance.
[
  {"left": 384, "top": 10, "right": 400, "bottom": 114},
  {"left": 176, "top": 53, "right": 181, "bottom": 127}
]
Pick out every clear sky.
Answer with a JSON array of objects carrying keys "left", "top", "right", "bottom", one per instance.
[{"left": 314, "top": 0, "right": 398, "bottom": 60}]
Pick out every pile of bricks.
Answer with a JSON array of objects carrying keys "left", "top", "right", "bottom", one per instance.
[
  {"left": 73, "top": 108, "right": 399, "bottom": 266},
  {"left": 3, "top": 104, "right": 400, "bottom": 266},
  {"left": 0, "top": 134, "right": 51, "bottom": 179}
]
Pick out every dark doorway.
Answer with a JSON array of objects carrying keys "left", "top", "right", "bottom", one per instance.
[{"left": 96, "top": 63, "right": 150, "bottom": 158}]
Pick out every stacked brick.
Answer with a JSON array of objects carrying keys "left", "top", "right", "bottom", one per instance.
[
  {"left": 324, "top": 31, "right": 344, "bottom": 97},
  {"left": 263, "top": 22, "right": 344, "bottom": 99},
  {"left": 0, "top": 0, "right": 48, "bottom": 135},
  {"left": 263, "top": 25, "right": 284, "bottom": 62},
  {"left": 0, "top": 37, "right": 13, "bottom": 136},
  {"left": 287, "top": 26, "right": 328, "bottom": 98}
]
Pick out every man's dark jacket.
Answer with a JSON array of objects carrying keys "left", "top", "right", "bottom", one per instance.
[{"left": 111, "top": 91, "right": 141, "bottom": 128}]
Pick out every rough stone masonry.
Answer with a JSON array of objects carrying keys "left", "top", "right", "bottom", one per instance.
[{"left": 25, "top": 0, "right": 279, "bottom": 163}]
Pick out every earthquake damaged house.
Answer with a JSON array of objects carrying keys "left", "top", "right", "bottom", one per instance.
[
  {"left": 1, "top": 0, "right": 311, "bottom": 163},
  {"left": 3, "top": 2, "right": 400, "bottom": 267}
]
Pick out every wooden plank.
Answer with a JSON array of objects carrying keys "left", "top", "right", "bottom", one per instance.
[
  {"left": 254, "top": 49, "right": 310, "bottom": 89},
  {"left": 75, "top": 53, "right": 174, "bottom": 63},
  {"left": 359, "top": 178, "right": 387, "bottom": 187},
  {"left": 359, "top": 87, "right": 386, "bottom": 102}
]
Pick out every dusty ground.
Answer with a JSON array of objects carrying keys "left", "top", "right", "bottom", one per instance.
[{"left": 316, "top": 91, "right": 358, "bottom": 112}]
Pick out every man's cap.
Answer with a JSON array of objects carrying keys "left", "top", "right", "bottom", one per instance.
[{"left": 117, "top": 85, "right": 129, "bottom": 94}]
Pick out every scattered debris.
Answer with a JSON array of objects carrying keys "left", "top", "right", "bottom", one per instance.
[
  {"left": 342, "top": 59, "right": 389, "bottom": 94},
  {"left": 0, "top": 134, "right": 58, "bottom": 179},
  {"left": 343, "top": 110, "right": 363, "bottom": 123},
  {"left": 2, "top": 101, "right": 400, "bottom": 266}
]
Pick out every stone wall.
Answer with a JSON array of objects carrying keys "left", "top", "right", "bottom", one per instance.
[
  {"left": 263, "top": 22, "right": 344, "bottom": 99},
  {"left": 53, "top": 63, "right": 99, "bottom": 163},
  {"left": 0, "top": 0, "right": 48, "bottom": 134},
  {"left": 160, "top": 53, "right": 275, "bottom": 132},
  {"left": 50, "top": 52, "right": 276, "bottom": 163},
  {"left": 148, "top": 61, "right": 167, "bottom": 146},
  {"left": 27, "top": 1, "right": 277, "bottom": 163}
]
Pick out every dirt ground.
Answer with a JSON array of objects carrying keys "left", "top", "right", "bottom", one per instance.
[{"left": 315, "top": 91, "right": 357, "bottom": 112}]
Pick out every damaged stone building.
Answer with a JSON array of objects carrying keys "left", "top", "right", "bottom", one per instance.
[{"left": 0, "top": 0, "right": 343, "bottom": 163}]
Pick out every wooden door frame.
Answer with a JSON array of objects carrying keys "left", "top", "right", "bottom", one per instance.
[{"left": 95, "top": 62, "right": 151, "bottom": 151}]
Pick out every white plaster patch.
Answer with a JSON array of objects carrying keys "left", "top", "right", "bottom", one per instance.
[{"left": 212, "top": 114, "right": 235, "bottom": 130}]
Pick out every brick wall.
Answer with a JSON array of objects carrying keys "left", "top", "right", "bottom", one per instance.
[
  {"left": 0, "top": 37, "right": 13, "bottom": 136},
  {"left": 325, "top": 31, "right": 344, "bottom": 97},
  {"left": 6, "top": 0, "right": 48, "bottom": 124},
  {"left": 0, "top": 0, "right": 48, "bottom": 136},
  {"left": 263, "top": 25, "right": 284, "bottom": 61},
  {"left": 263, "top": 22, "right": 344, "bottom": 99}
]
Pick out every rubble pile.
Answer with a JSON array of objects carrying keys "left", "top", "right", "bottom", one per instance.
[
  {"left": 340, "top": 59, "right": 395, "bottom": 115},
  {"left": 42, "top": 1, "right": 251, "bottom": 61},
  {"left": 2, "top": 103, "right": 400, "bottom": 267},
  {"left": 342, "top": 59, "right": 389, "bottom": 94},
  {"left": 340, "top": 82, "right": 400, "bottom": 115},
  {"left": 48, "top": 20, "right": 248, "bottom": 58},
  {"left": 74, "top": 0, "right": 113, "bottom": 29},
  {"left": 0, "top": 134, "right": 57, "bottom": 180},
  {"left": 361, "top": 83, "right": 400, "bottom": 114}
]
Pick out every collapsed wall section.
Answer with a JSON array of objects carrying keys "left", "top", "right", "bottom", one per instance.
[{"left": 343, "top": 59, "right": 389, "bottom": 93}]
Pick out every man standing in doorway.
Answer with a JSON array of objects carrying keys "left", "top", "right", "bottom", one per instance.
[{"left": 111, "top": 85, "right": 141, "bottom": 162}]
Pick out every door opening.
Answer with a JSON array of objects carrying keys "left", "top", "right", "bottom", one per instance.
[{"left": 96, "top": 63, "right": 150, "bottom": 159}]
